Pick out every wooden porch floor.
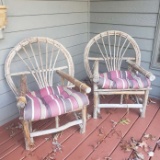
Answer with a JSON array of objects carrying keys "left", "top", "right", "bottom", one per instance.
[{"left": 0, "top": 95, "right": 160, "bottom": 160}]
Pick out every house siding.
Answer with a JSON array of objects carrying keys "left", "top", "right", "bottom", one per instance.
[
  {"left": 1, "top": 0, "right": 160, "bottom": 126},
  {"left": 0, "top": 0, "right": 89, "bottom": 126},
  {"left": 90, "top": 0, "right": 160, "bottom": 99}
]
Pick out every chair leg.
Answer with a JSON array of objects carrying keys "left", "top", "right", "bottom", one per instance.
[
  {"left": 141, "top": 90, "right": 149, "bottom": 118},
  {"left": 93, "top": 92, "right": 99, "bottom": 119},
  {"left": 55, "top": 116, "right": 59, "bottom": 128},
  {"left": 81, "top": 106, "right": 87, "bottom": 134},
  {"left": 28, "top": 121, "right": 34, "bottom": 144},
  {"left": 22, "top": 120, "right": 33, "bottom": 150},
  {"left": 120, "top": 94, "right": 124, "bottom": 104}
]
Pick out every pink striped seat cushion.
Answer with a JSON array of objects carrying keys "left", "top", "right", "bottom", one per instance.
[
  {"left": 23, "top": 86, "right": 89, "bottom": 121},
  {"left": 97, "top": 70, "right": 151, "bottom": 89}
]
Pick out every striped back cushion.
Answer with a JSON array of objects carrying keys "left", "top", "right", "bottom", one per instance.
[
  {"left": 97, "top": 70, "right": 151, "bottom": 89},
  {"left": 23, "top": 86, "right": 89, "bottom": 121}
]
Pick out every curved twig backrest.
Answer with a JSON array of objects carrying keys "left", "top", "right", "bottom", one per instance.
[
  {"left": 84, "top": 30, "right": 141, "bottom": 79},
  {"left": 5, "top": 37, "right": 74, "bottom": 96}
]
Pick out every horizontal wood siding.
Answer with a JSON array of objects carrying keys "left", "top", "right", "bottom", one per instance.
[
  {"left": 0, "top": 0, "right": 89, "bottom": 126},
  {"left": 90, "top": 0, "right": 160, "bottom": 99}
]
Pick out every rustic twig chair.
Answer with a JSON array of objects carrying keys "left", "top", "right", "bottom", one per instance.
[
  {"left": 84, "top": 30, "right": 155, "bottom": 119},
  {"left": 5, "top": 37, "right": 91, "bottom": 150}
]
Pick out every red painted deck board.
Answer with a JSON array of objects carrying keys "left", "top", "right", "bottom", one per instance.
[
  {"left": 0, "top": 96, "right": 160, "bottom": 160},
  {"left": 111, "top": 101, "right": 160, "bottom": 160},
  {"left": 86, "top": 108, "right": 139, "bottom": 160}
]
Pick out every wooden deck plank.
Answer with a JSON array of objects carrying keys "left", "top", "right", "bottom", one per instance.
[
  {"left": 0, "top": 119, "right": 50, "bottom": 157},
  {"left": 0, "top": 119, "right": 45, "bottom": 146},
  {"left": 1, "top": 114, "right": 79, "bottom": 160},
  {"left": 110, "top": 101, "right": 159, "bottom": 160},
  {"left": 22, "top": 124, "right": 79, "bottom": 160},
  {"left": 7, "top": 97, "right": 94, "bottom": 160},
  {"left": 0, "top": 96, "right": 160, "bottom": 160},
  {"left": 0, "top": 118, "right": 20, "bottom": 144},
  {"left": 151, "top": 143, "right": 160, "bottom": 160},
  {"left": 86, "top": 108, "right": 139, "bottom": 160},
  {"left": 65, "top": 97, "right": 127, "bottom": 160},
  {"left": 21, "top": 96, "right": 96, "bottom": 160},
  {"left": 0, "top": 119, "right": 54, "bottom": 160},
  {"left": 0, "top": 94, "right": 93, "bottom": 160},
  {"left": 21, "top": 106, "right": 94, "bottom": 160},
  {"left": 127, "top": 101, "right": 160, "bottom": 160},
  {"left": 57, "top": 109, "right": 116, "bottom": 160},
  {"left": 43, "top": 96, "right": 115, "bottom": 160},
  {"left": 139, "top": 102, "right": 160, "bottom": 160}
]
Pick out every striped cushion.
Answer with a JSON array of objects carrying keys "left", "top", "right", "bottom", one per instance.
[
  {"left": 23, "top": 86, "right": 89, "bottom": 121},
  {"left": 97, "top": 70, "right": 151, "bottom": 89}
]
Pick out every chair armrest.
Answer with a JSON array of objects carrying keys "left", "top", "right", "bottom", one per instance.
[
  {"left": 93, "top": 60, "right": 99, "bottom": 83},
  {"left": 126, "top": 60, "right": 156, "bottom": 81},
  {"left": 56, "top": 70, "right": 91, "bottom": 94}
]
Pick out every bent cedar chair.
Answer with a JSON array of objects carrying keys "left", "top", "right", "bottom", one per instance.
[
  {"left": 84, "top": 30, "right": 155, "bottom": 119},
  {"left": 5, "top": 37, "right": 91, "bottom": 150}
]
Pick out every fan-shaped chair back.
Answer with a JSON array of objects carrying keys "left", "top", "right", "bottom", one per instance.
[
  {"left": 5, "top": 37, "right": 74, "bottom": 96},
  {"left": 84, "top": 30, "right": 141, "bottom": 79}
]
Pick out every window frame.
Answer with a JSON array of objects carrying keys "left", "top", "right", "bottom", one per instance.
[{"left": 151, "top": 9, "right": 160, "bottom": 70}]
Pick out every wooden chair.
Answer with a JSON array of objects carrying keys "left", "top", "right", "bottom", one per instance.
[
  {"left": 84, "top": 30, "right": 155, "bottom": 119},
  {"left": 5, "top": 37, "right": 91, "bottom": 150}
]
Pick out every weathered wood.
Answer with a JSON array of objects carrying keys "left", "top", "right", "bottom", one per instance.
[
  {"left": 17, "top": 75, "right": 27, "bottom": 109},
  {"left": 55, "top": 116, "right": 59, "bottom": 128},
  {"left": 93, "top": 60, "right": 99, "bottom": 82},
  {"left": 81, "top": 106, "right": 87, "bottom": 133},
  {"left": 84, "top": 30, "right": 141, "bottom": 78},
  {"left": 10, "top": 66, "right": 68, "bottom": 76},
  {"left": 88, "top": 57, "right": 136, "bottom": 61},
  {"left": 93, "top": 83, "right": 99, "bottom": 119},
  {"left": 97, "top": 91, "right": 145, "bottom": 95},
  {"left": 22, "top": 120, "right": 33, "bottom": 150},
  {"left": 5, "top": 37, "right": 90, "bottom": 150},
  {"left": 84, "top": 30, "right": 155, "bottom": 118},
  {"left": 56, "top": 70, "right": 91, "bottom": 93},
  {"left": 98, "top": 103, "right": 143, "bottom": 108},
  {"left": 30, "top": 120, "right": 83, "bottom": 138},
  {"left": 127, "top": 60, "right": 156, "bottom": 81},
  {"left": 141, "top": 89, "right": 149, "bottom": 117},
  {"left": 0, "top": 5, "right": 7, "bottom": 28},
  {"left": 95, "top": 88, "right": 150, "bottom": 92}
]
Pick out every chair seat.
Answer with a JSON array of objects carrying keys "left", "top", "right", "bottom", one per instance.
[
  {"left": 23, "top": 86, "right": 89, "bottom": 121},
  {"left": 97, "top": 70, "right": 151, "bottom": 89}
]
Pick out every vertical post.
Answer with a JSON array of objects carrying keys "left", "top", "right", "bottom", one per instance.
[
  {"left": 22, "top": 120, "right": 33, "bottom": 150},
  {"left": 81, "top": 106, "right": 87, "bottom": 133},
  {"left": 55, "top": 116, "right": 59, "bottom": 128},
  {"left": 29, "top": 121, "right": 34, "bottom": 143},
  {"left": 93, "top": 83, "right": 99, "bottom": 119},
  {"left": 141, "top": 89, "right": 149, "bottom": 118},
  {"left": 120, "top": 94, "right": 124, "bottom": 104}
]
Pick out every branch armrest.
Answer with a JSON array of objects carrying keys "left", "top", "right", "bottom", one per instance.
[
  {"left": 126, "top": 60, "right": 156, "bottom": 81},
  {"left": 93, "top": 60, "right": 99, "bottom": 83},
  {"left": 56, "top": 70, "right": 91, "bottom": 94}
]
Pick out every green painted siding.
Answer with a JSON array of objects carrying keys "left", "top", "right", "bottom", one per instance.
[
  {"left": 0, "top": 0, "right": 89, "bottom": 126},
  {"left": 90, "top": 0, "right": 160, "bottom": 99}
]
